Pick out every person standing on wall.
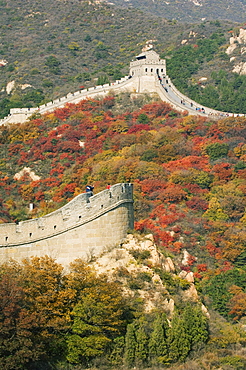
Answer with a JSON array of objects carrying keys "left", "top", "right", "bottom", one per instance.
[{"left": 86, "top": 185, "right": 94, "bottom": 196}]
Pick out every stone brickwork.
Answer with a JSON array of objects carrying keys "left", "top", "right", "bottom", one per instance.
[
  {"left": 0, "top": 183, "right": 134, "bottom": 266},
  {"left": 129, "top": 50, "right": 166, "bottom": 78}
]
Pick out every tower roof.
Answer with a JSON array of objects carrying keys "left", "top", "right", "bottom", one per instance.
[{"left": 135, "top": 50, "right": 160, "bottom": 61}]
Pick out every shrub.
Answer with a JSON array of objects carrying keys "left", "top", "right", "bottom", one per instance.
[
  {"left": 129, "top": 249, "right": 151, "bottom": 262},
  {"left": 205, "top": 142, "right": 229, "bottom": 161}
]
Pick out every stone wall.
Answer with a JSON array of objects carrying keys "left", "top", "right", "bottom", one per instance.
[
  {"left": 0, "top": 76, "right": 134, "bottom": 126},
  {"left": 0, "top": 183, "right": 134, "bottom": 266},
  {"left": 2, "top": 50, "right": 244, "bottom": 127}
]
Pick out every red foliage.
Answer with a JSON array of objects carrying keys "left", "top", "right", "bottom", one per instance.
[
  {"left": 8, "top": 143, "right": 24, "bottom": 155},
  {"left": 186, "top": 196, "right": 208, "bottom": 211},
  {"left": 18, "top": 151, "right": 29, "bottom": 165},
  {"left": 128, "top": 124, "right": 150, "bottom": 134},
  {"left": 170, "top": 241, "right": 183, "bottom": 253},
  {"left": 220, "top": 261, "right": 233, "bottom": 272},
  {"left": 187, "top": 254, "right": 197, "bottom": 266},
  {"left": 158, "top": 184, "right": 187, "bottom": 203},
  {"left": 41, "top": 178, "right": 61, "bottom": 187},
  {"left": 197, "top": 263, "right": 208, "bottom": 272},
  {"left": 50, "top": 165, "right": 65, "bottom": 176},
  {"left": 193, "top": 271, "right": 202, "bottom": 279},
  {"left": 140, "top": 179, "right": 167, "bottom": 195},
  {"left": 138, "top": 102, "right": 173, "bottom": 117},
  {"left": 180, "top": 265, "right": 191, "bottom": 272},
  {"left": 183, "top": 183, "right": 208, "bottom": 195},
  {"left": 212, "top": 162, "right": 232, "bottom": 181},
  {"left": 58, "top": 140, "right": 81, "bottom": 153},
  {"left": 237, "top": 169, "right": 246, "bottom": 179},
  {"left": 163, "top": 156, "right": 210, "bottom": 172},
  {"left": 53, "top": 108, "right": 73, "bottom": 121},
  {"left": 134, "top": 219, "right": 155, "bottom": 232},
  {"left": 34, "top": 190, "right": 45, "bottom": 201},
  {"left": 204, "top": 241, "right": 217, "bottom": 256},
  {"left": 155, "top": 229, "right": 174, "bottom": 248}
]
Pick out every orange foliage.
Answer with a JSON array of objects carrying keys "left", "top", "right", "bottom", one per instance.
[
  {"left": 212, "top": 163, "right": 232, "bottom": 182},
  {"left": 228, "top": 286, "right": 246, "bottom": 321},
  {"left": 158, "top": 184, "right": 187, "bottom": 203},
  {"left": 163, "top": 156, "right": 210, "bottom": 173},
  {"left": 197, "top": 263, "right": 208, "bottom": 272}
]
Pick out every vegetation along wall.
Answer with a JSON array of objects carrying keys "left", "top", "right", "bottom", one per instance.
[{"left": 0, "top": 183, "right": 134, "bottom": 266}]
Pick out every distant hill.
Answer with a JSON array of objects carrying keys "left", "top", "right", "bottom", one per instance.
[
  {"left": 0, "top": 0, "right": 185, "bottom": 117},
  {"left": 106, "top": 0, "right": 246, "bottom": 23}
]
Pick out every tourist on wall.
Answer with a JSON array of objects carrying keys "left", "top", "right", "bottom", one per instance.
[{"left": 86, "top": 185, "right": 94, "bottom": 195}]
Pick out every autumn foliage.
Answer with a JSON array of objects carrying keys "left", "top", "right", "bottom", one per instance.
[{"left": 0, "top": 96, "right": 246, "bottom": 324}]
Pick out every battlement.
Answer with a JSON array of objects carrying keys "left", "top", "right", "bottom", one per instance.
[
  {"left": 130, "top": 50, "right": 166, "bottom": 78},
  {"left": 0, "top": 50, "right": 244, "bottom": 127},
  {"left": 0, "top": 183, "right": 134, "bottom": 265}
]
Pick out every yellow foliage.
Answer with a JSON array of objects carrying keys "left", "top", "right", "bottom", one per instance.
[
  {"left": 8, "top": 121, "right": 40, "bottom": 143},
  {"left": 234, "top": 143, "right": 246, "bottom": 158},
  {"left": 210, "top": 322, "right": 243, "bottom": 348},
  {"left": 203, "top": 197, "right": 228, "bottom": 221}
]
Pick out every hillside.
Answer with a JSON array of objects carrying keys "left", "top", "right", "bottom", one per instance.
[
  {"left": 108, "top": 0, "right": 246, "bottom": 23},
  {"left": 0, "top": 0, "right": 243, "bottom": 119},
  {"left": 1, "top": 94, "right": 246, "bottom": 368},
  {"left": 0, "top": 0, "right": 182, "bottom": 117},
  {"left": 1, "top": 0, "right": 246, "bottom": 367}
]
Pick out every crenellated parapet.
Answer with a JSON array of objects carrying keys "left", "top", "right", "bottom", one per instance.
[
  {"left": 0, "top": 50, "right": 245, "bottom": 127},
  {"left": 0, "top": 183, "right": 134, "bottom": 265},
  {"left": 130, "top": 50, "right": 166, "bottom": 78}
]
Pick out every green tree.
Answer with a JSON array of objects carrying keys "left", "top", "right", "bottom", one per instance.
[
  {"left": 66, "top": 277, "right": 125, "bottom": 364},
  {"left": 68, "top": 42, "right": 80, "bottom": 52},
  {"left": 135, "top": 317, "right": 149, "bottom": 366},
  {"left": 149, "top": 313, "right": 169, "bottom": 365},
  {"left": 205, "top": 142, "right": 229, "bottom": 161},
  {"left": 203, "top": 197, "right": 229, "bottom": 221},
  {"left": 169, "top": 313, "right": 191, "bottom": 363},
  {"left": 183, "top": 304, "right": 209, "bottom": 349},
  {"left": 97, "top": 74, "right": 109, "bottom": 86},
  {"left": 45, "top": 55, "right": 61, "bottom": 74},
  {"left": 124, "top": 323, "right": 137, "bottom": 367},
  {"left": 203, "top": 269, "right": 246, "bottom": 318},
  {"left": 137, "top": 113, "right": 149, "bottom": 124},
  {"left": 109, "top": 336, "right": 125, "bottom": 366}
]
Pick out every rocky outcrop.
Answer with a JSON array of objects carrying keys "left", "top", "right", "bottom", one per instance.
[
  {"left": 92, "top": 233, "right": 205, "bottom": 315},
  {"left": 14, "top": 167, "right": 41, "bottom": 181},
  {"left": 226, "top": 28, "right": 246, "bottom": 75},
  {"left": 232, "top": 62, "right": 246, "bottom": 75}
]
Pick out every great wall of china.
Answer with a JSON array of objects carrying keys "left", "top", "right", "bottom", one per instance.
[
  {"left": 0, "top": 50, "right": 244, "bottom": 266},
  {"left": 1, "top": 50, "right": 244, "bottom": 127},
  {"left": 0, "top": 183, "right": 134, "bottom": 266}
]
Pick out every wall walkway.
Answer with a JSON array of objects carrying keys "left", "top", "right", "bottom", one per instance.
[{"left": 1, "top": 72, "right": 244, "bottom": 126}]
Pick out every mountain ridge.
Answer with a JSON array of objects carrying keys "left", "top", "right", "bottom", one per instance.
[{"left": 104, "top": 0, "right": 246, "bottom": 22}]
